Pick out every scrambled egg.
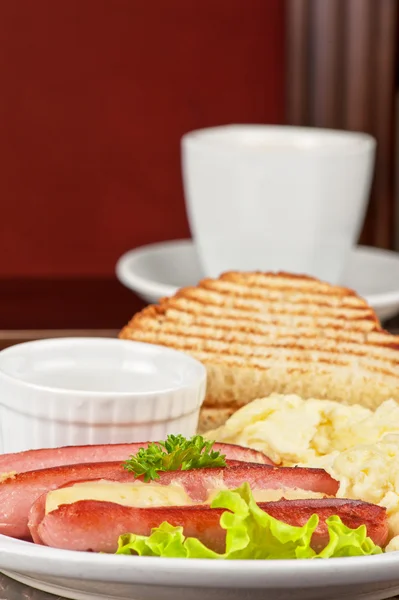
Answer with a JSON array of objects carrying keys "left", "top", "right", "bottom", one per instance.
[{"left": 206, "top": 394, "right": 399, "bottom": 548}]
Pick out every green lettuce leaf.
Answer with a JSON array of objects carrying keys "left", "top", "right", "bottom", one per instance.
[{"left": 116, "top": 483, "right": 382, "bottom": 559}]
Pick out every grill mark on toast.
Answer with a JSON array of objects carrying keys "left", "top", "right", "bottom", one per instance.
[
  {"left": 161, "top": 298, "right": 379, "bottom": 330},
  {"left": 199, "top": 279, "right": 366, "bottom": 308},
  {"left": 190, "top": 352, "right": 399, "bottom": 380},
  {"left": 218, "top": 271, "right": 357, "bottom": 295},
  {"left": 120, "top": 329, "right": 399, "bottom": 377},
  {"left": 176, "top": 286, "right": 371, "bottom": 313},
  {"left": 171, "top": 289, "right": 376, "bottom": 320},
  {"left": 133, "top": 311, "right": 399, "bottom": 350}
]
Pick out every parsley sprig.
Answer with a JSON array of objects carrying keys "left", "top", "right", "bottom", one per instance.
[{"left": 123, "top": 434, "right": 227, "bottom": 482}]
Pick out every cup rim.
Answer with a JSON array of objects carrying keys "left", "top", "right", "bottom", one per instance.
[
  {"left": 0, "top": 337, "right": 206, "bottom": 398},
  {"left": 181, "top": 124, "right": 376, "bottom": 155}
]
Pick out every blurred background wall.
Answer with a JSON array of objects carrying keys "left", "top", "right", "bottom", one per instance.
[
  {"left": 0, "top": 0, "right": 284, "bottom": 329},
  {"left": 0, "top": 0, "right": 397, "bottom": 331},
  {"left": 286, "top": 0, "right": 397, "bottom": 250},
  {"left": 0, "top": 0, "right": 284, "bottom": 278},
  {"left": 396, "top": 91, "right": 399, "bottom": 251}
]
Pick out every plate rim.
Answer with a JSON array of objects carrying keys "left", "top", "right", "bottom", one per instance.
[
  {"left": 115, "top": 240, "right": 399, "bottom": 309},
  {"left": 1, "top": 534, "right": 399, "bottom": 589}
]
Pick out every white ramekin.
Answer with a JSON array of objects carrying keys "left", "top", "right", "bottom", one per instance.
[{"left": 0, "top": 338, "right": 207, "bottom": 453}]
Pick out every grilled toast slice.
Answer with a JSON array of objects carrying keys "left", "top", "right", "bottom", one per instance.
[{"left": 119, "top": 271, "right": 399, "bottom": 432}]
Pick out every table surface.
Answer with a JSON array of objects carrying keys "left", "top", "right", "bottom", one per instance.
[
  {"left": 0, "top": 572, "right": 62, "bottom": 599},
  {"left": 0, "top": 324, "right": 398, "bottom": 598},
  {"left": 0, "top": 570, "right": 399, "bottom": 600}
]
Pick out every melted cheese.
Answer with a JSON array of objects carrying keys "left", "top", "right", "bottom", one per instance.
[
  {"left": 45, "top": 480, "right": 193, "bottom": 514},
  {"left": 45, "top": 479, "right": 326, "bottom": 515},
  {"left": 0, "top": 471, "right": 16, "bottom": 483}
]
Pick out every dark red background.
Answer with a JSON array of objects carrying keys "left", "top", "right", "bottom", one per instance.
[{"left": 0, "top": 0, "right": 285, "bottom": 279}]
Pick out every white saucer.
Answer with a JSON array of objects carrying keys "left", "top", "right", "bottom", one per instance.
[{"left": 116, "top": 240, "right": 399, "bottom": 322}]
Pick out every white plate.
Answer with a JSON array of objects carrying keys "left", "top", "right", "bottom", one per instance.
[
  {"left": 2, "top": 535, "right": 399, "bottom": 600},
  {"left": 116, "top": 240, "right": 399, "bottom": 322}
]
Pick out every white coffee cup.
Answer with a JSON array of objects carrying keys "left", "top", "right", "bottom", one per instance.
[{"left": 181, "top": 125, "right": 376, "bottom": 283}]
